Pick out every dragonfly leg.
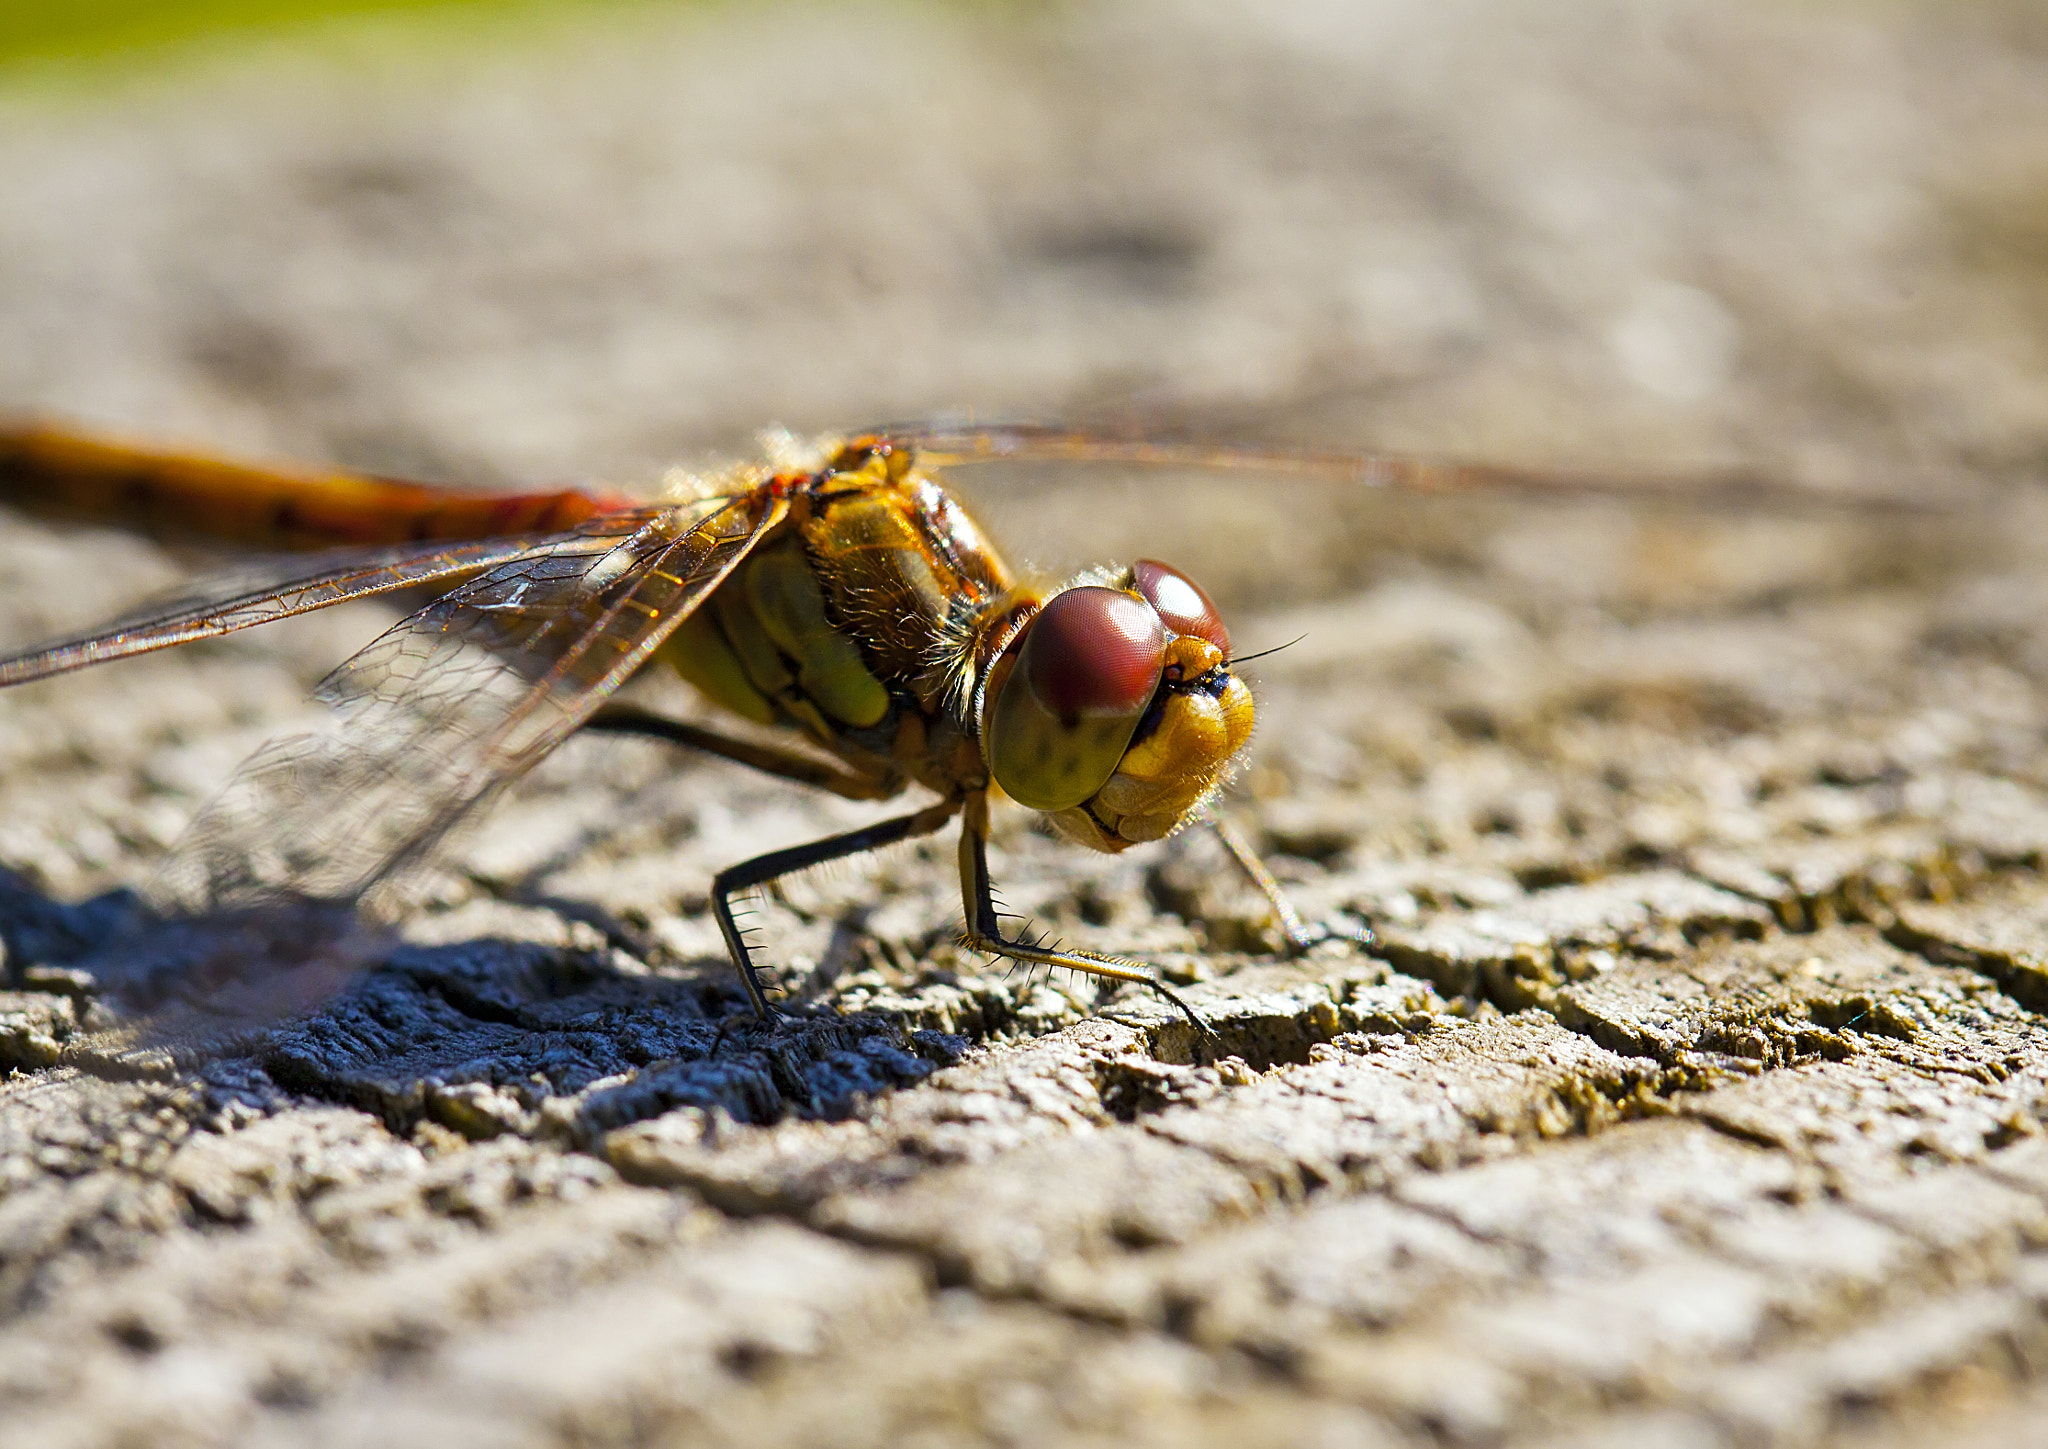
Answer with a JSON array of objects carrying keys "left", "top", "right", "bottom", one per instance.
[
  {"left": 955, "top": 791, "right": 1215, "bottom": 1038},
  {"left": 585, "top": 702, "right": 900, "bottom": 802},
  {"left": 1207, "top": 813, "right": 1373, "bottom": 954},
  {"left": 714, "top": 798, "right": 962, "bottom": 1019}
]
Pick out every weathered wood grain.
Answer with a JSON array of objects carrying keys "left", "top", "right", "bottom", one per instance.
[{"left": 6, "top": 2, "right": 2048, "bottom": 1445}]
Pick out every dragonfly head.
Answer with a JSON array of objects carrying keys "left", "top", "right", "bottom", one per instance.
[{"left": 982, "top": 560, "right": 1254, "bottom": 852}]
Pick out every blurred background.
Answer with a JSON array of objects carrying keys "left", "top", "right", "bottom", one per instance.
[{"left": 5, "top": 0, "right": 2045, "bottom": 492}]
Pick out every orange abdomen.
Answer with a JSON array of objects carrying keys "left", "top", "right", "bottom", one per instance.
[{"left": 0, "top": 424, "right": 631, "bottom": 549}]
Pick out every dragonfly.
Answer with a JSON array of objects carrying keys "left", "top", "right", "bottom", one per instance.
[{"left": 0, "top": 420, "right": 1876, "bottom": 1030}]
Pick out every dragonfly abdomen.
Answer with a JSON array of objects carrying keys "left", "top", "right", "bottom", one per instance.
[{"left": 0, "top": 424, "right": 628, "bottom": 549}]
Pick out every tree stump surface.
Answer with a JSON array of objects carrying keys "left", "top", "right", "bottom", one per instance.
[{"left": 4, "top": 3, "right": 2048, "bottom": 1445}]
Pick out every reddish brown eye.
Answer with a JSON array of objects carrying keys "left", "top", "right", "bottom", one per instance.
[
  {"left": 1132, "top": 559, "right": 1229, "bottom": 655},
  {"left": 1023, "top": 586, "right": 1166, "bottom": 718}
]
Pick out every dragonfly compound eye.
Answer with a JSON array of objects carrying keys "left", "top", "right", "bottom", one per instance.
[
  {"left": 1132, "top": 559, "right": 1229, "bottom": 655},
  {"left": 986, "top": 586, "right": 1166, "bottom": 811}
]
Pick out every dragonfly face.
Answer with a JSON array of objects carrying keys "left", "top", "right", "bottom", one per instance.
[{"left": 981, "top": 561, "right": 1254, "bottom": 852}]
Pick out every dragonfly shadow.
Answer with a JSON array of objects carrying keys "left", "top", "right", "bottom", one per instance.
[{"left": 0, "top": 869, "right": 961, "bottom": 1128}]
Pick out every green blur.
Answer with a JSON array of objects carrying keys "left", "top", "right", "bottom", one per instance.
[{"left": 0, "top": 0, "right": 637, "bottom": 70}]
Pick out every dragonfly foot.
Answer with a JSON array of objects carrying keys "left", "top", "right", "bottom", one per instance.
[
  {"left": 1276, "top": 915, "right": 1375, "bottom": 957},
  {"left": 708, "top": 1002, "right": 792, "bottom": 1058},
  {"left": 1137, "top": 974, "right": 1217, "bottom": 1042},
  {"left": 960, "top": 929, "right": 1216, "bottom": 1040}
]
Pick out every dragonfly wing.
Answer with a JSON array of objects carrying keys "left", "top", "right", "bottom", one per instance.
[
  {"left": 883, "top": 421, "right": 1944, "bottom": 515},
  {"left": 148, "top": 489, "right": 785, "bottom": 915},
  {"left": 0, "top": 513, "right": 667, "bottom": 686}
]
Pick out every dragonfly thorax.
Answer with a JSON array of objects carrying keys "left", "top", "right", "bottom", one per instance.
[
  {"left": 657, "top": 445, "right": 1016, "bottom": 790},
  {"left": 982, "top": 559, "right": 1254, "bottom": 853}
]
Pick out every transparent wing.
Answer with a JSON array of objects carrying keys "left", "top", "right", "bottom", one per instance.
[
  {"left": 0, "top": 517, "right": 667, "bottom": 686},
  {"left": 880, "top": 421, "right": 1947, "bottom": 515},
  {"left": 149, "top": 489, "right": 786, "bottom": 915}
]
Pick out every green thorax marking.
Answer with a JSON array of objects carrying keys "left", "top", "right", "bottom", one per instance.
[{"left": 658, "top": 468, "right": 1015, "bottom": 746}]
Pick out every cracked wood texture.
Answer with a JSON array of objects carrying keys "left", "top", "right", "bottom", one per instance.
[{"left": 5, "top": 1, "right": 2048, "bottom": 1445}]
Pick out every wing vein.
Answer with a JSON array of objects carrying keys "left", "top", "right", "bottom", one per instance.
[
  {"left": 0, "top": 505, "right": 677, "bottom": 686},
  {"left": 148, "top": 490, "right": 788, "bottom": 915}
]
